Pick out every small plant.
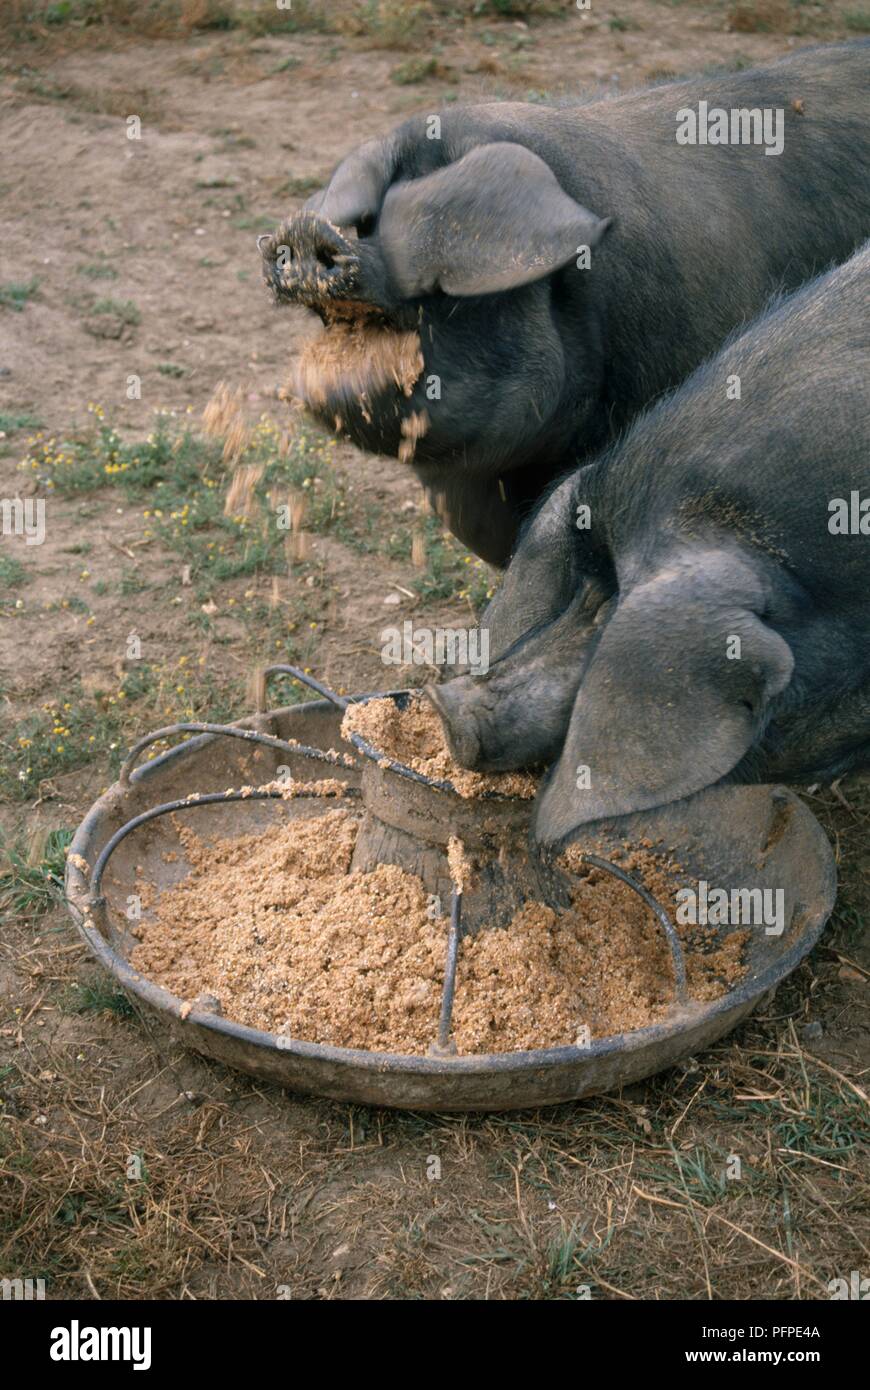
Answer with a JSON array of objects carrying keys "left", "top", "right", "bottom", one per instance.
[
  {"left": 357, "top": 0, "right": 428, "bottom": 49},
  {"left": 391, "top": 56, "right": 439, "bottom": 85},
  {"left": 77, "top": 263, "right": 118, "bottom": 280},
  {"left": 91, "top": 297, "right": 140, "bottom": 326},
  {"left": 726, "top": 0, "right": 791, "bottom": 34},
  {"left": 0, "top": 554, "right": 28, "bottom": 589},
  {"left": 0, "top": 411, "right": 42, "bottom": 433},
  {"left": 0, "top": 280, "right": 39, "bottom": 312},
  {"left": 119, "top": 567, "right": 148, "bottom": 595},
  {"left": 0, "top": 828, "right": 72, "bottom": 915},
  {"left": 62, "top": 979, "right": 135, "bottom": 1019},
  {"left": 232, "top": 214, "right": 277, "bottom": 232},
  {"left": 284, "top": 175, "right": 324, "bottom": 196}
]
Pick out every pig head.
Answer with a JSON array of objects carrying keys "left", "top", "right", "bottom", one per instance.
[{"left": 260, "top": 138, "right": 610, "bottom": 565}]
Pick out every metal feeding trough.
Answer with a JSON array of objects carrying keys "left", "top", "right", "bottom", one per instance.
[{"left": 65, "top": 667, "right": 836, "bottom": 1112}]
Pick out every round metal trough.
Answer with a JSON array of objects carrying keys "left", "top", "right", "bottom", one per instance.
[{"left": 64, "top": 689, "right": 837, "bottom": 1111}]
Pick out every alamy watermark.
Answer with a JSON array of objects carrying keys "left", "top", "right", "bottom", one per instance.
[
  {"left": 676, "top": 103, "right": 784, "bottom": 157},
  {"left": 828, "top": 490, "right": 870, "bottom": 534},
  {"left": 50, "top": 1322, "right": 151, "bottom": 1370},
  {"left": 1, "top": 1276, "right": 45, "bottom": 1300},
  {"left": 828, "top": 1271, "right": 869, "bottom": 1299},
  {"left": 381, "top": 621, "right": 490, "bottom": 676},
  {"left": 0, "top": 496, "right": 45, "bottom": 546},
  {"left": 676, "top": 880, "right": 785, "bottom": 936}
]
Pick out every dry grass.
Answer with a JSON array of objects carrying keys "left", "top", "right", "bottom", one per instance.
[{"left": 0, "top": 0, "right": 565, "bottom": 53}]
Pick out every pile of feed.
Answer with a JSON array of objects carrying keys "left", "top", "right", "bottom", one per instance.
[
  {"left": 341, "top": 694, "right": 538, "bottom": 799},
  {"left": 131, "top": 808, "right": 748, "bottom": 1055}
]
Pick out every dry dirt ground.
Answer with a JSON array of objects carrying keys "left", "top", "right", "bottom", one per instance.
[{"left": 0, "top": 1, "right": 868, "bottom": 1301}]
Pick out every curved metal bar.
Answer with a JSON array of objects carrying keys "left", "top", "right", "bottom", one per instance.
[
  {"left": 260, "top": 664, "right": 349, "bottom": 712},
  {"left": 578, "top": 852, "right": 688, "bottom": 1006},
  {"left": 430, "top": 890, "right": 462, "bottom": 1057},
  {"left": 85, "top": 784, "right": 359, "bottom": 903},
  {"left": 348, "top": 728, "right": 459, "bottom": 794},
  {"left": 347, "top": 709, "right": 522, "bottom": 802},
  {"left": 119, "top": 722, "right": 355, "bottom": 787}
]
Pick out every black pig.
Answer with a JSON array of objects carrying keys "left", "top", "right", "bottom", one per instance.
[
  {"left": 428, "top": 241, "right": 870, "bottom": 844},
  {"left": 260, "top": 42, "right": 870, "bottom": 565}
]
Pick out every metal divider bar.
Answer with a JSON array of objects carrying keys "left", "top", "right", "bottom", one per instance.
[
  {"left": 119, "top": 723, "right": 356, "bottom": 787},
  {"left": 578, "top": 853, "right": 688, "bottom": 1006},
  {"left": 83, "top": 784, "right": 360, "bottom": 908},
  {"left": 430, "top": 891, "right": 463, "bottom": 1057}
]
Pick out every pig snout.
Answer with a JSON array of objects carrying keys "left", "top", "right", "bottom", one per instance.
[
  {"left": 259, "top": 213, "right": 397, "bottom": 316},
  {"left": 425, "top": 679, "right": 487, "bottom": 770},
  {"left": 259, "top": 214, "right": 362, "bottom": 310},
  {"left": 427, "top": 590, "right": 606, "bottom": 773},
  {"left": 426, "top": 634, "right": 587, "bottom": 774}
]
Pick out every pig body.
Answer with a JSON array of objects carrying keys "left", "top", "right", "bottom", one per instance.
[
  {"left": 262, "top": 42, "right": 870, "bottom": 565},
  {"left": 429, "top": 242, "right": 870, "bottom": 843}
]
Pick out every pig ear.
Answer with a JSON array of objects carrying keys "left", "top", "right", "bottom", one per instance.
[
  {"left": 304, "top": 136, "right": 399, "bottom": 229},
  {"left": 377, "top": 143, "right": 611, "bottom": 297},
  {"left": 533, "top": 568, "right": 795, "bottom": 845}
]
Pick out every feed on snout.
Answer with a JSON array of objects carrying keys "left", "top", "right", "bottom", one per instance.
[
  {"left": 431, "top": 241, "right": 870, "bottom": 845},
  {"left": 130, "top": 810, "right": 747, "bottom": 1054},
  {"left": 260, "top": 44, "right": 870, "bottom": 566}
]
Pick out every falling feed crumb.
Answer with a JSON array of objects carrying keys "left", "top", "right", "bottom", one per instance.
[
  {"left": 398, "top": 409, "right": 430, "bottom": 464},
  {"left": 295, "top": 322, "right": 424, "bottom": 410},
  {"left": 131, "top": 811, "right": 748, "bottom": 1055},
  {"left": 341, "top": 694, "right": 538, "bottom": 799}
]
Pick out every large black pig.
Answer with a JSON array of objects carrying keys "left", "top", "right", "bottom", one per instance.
[
  {"left": 428, "top": 241, "right": 870, "bottom": 844},
  {"left": 260, "top": 42, "right": 870, "bottom": 565}
]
